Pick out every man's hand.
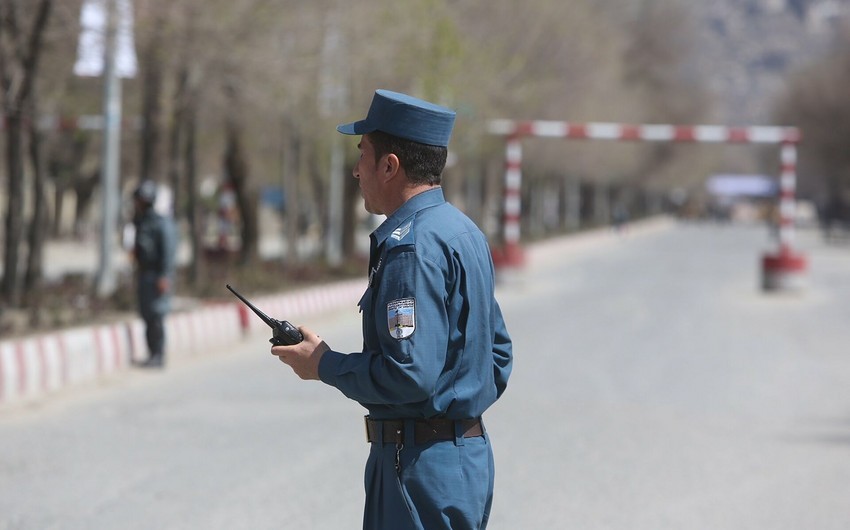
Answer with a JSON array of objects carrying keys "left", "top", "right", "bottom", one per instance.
[
  {"left": 156, "top": 277, "right": 170, "bottom": 294},
  {"left": 270, "top": 326, "right": 329, "bottom": 380}
]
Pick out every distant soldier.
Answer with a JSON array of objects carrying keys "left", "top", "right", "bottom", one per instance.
[{"left": 131, "top": 180, "right": 177, "bottom": 368}]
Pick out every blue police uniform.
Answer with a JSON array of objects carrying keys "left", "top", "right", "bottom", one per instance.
[
  {"left": 133, "top": 203, "right": 177, "bottom": 364},
  {"left": 319, "top": 187, "right": 513, "bottom": 529}
]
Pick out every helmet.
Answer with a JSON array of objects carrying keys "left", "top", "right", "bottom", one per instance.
[{"left": 133, "top": 180, "right": 158, "bottom": 205}]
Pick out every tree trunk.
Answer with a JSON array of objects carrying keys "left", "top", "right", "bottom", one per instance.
[
  {"left": 1, "top": 111, "right": 26, "bottom": 305},
  {"left": 73, "top": 171, "right": 99, "bottom": 238},
  {"left": 168, "top": 66, "right": 186, "bottom": 220},
  {"left": 184, "top": 95, "right": 201, "bottom": 285},
  {"left": 223, "top": 103, "right": 258, "bottom": 265},
  {"left": 563, "top": 176, "right": 581, "bottom": 232},
  {"left": 139, "top": 23, "right": 164, "bottom": 187},
  {"left": 281, "top": 115, "right": 300, "bottom": 265},
  {"left": 52, "top": 180, "right": 66, "bottom": 237},
  {"left": 0, "top": 0, "right": 53, "bottom": 305},
  {"left": 49, "top": 130, "right": 90, "bottom": 237},
  {"left": 24, "top": 100, "right": 48, "bottom": 314}
]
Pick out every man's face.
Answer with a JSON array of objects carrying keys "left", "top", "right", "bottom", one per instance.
[{"left": 353, "top": 134, "right": 385, "bottom": 215}]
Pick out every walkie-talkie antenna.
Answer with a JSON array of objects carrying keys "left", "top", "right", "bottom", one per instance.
[
  {"left": 226, "top": 284, "right": 303, "bottom": 345},
  {"left": 226, "top": 284, "right": 275, "bottom": 327}
]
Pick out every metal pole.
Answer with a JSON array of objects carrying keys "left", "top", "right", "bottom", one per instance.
[
  {"left": 761, "top": 141, "right": 807, "bottom": 291},
  {"left": 326, "top": 135, "right": 343, "bottom": 267},
  {"left": 319, "top": 8, "right": 345, "bottom": 268},
  {"left": 778, "top": 142, "right": 797, "bottom": 252},
  {"left": 95, "top": 0, "right": 122, "bottom": 297},
  {"left": 502, "top": 135, "right": 523, "bottom": 266}
]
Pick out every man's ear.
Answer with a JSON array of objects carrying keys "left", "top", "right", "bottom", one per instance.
[{"left": 381, "top": 153, "right": 401, "bottom": 183}]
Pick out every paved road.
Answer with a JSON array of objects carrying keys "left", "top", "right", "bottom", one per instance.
[{"left": 2, "top": 221, "right": 849, "bottom": 529}]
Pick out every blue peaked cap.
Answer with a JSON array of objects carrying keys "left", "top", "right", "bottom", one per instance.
[{"left": 337, "top": 90, "right": 456, "bottom": 147}]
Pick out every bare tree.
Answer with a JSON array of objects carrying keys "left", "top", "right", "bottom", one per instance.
[
  {"left": 46, "top": 128, "right": 91, "bottom": 237},
  {"left": 23, "top": 90, "right": 48, "bottom": 312},
  {"left": 137, "top": 13, "right": 164, "bottom": 184},
  {"left": 618, "top": 0, "right": 714, "bottom": 190},
  {"left": 775, "top": 26, "right": 850, "bottom": 208},
  {"left": 222, "top": 83, "right": 259, "bottom": 265},
  {"left": 0, "top": 0, "right": 748, "bottom": 308},
  {"left": 0, "top": 0, "right": 53, "bottom": 306}
]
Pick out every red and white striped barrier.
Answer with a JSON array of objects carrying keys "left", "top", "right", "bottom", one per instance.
[
  {"left": 0, "top": 278, "right": 367, "bottom": 407},
  {"left": 487, "top": 120, "right": 801, "bottom": 144},
  {"left": 0, "top": 322, "right": 134, "bottom": 404},
  {"left": 488, "top": 119, "right": 806, "bottom": 290}
]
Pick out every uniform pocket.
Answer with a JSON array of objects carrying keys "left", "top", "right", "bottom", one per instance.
[
  {"left": 364, "top": 444, "right": 422, "bottom": 530},
  {"left": 395, "top": 470, "right": 422, "bottom": 529}
]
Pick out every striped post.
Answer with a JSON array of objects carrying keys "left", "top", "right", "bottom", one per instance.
[
  {"left": 778, "top": 142, "right": 798, "bottom": 251},
  {"left": 761, "top": 141, "right": 807, "bottom": 291},
  {"left": 499, "top": 134, "right": 524, "bottom": 266},
  {"left": 488, "top": 120, "right": 806, "bottom": 290}
]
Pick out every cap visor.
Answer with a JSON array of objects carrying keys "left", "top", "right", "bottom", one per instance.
[{"left": 336, "top": 119, "right": 372, "bottom": 135}]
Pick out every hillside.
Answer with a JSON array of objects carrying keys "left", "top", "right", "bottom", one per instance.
[{"left": 690, "top": 0, "right": 849, "bottom": 125}]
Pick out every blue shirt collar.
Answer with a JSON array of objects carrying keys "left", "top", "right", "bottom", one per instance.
[{"left": 372, "top": 187, "right": 445, "bottom": 246}]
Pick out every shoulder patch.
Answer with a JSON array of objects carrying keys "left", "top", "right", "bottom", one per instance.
[
  {"left": 387, "top": 298, "right": 415, "bottom": 339},
  {"left": 391, "top": 222, "right": 412, "bottom": 241}
]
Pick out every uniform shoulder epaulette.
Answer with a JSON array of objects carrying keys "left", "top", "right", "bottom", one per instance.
[{"left": 386, "top": 219, "right": 415, "bottom": 248}]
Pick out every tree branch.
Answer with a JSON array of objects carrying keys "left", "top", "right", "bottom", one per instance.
[{"left": 15, "top": 0, "right": 52, "bottom": 106}]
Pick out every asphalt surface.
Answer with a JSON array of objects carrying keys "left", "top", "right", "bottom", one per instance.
[{"left": 1, "top": 221, "right": 849, "bottom": 529}]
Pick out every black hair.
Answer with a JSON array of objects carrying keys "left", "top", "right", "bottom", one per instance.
[{"left": 367, "top": 130, "right": 447, "bottom": 186}]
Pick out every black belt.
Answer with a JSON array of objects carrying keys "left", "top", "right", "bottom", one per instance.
[{"left": 365, "top": 417, "right": 484, "bottom": 445}]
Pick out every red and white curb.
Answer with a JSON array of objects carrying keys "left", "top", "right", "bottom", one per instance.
[
  {"left": 0, "top": 279, "right": 366, "bottom": 407},
  {"left": 236, "top": 279, "right": 366, "bottom": 335},
  {"left": 0, "top": 323, "right": 134, "bottom": 404}
]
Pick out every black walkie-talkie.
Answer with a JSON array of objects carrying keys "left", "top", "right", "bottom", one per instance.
[{"left": 226, "top": 284, "right": 304, "bottom": 346}]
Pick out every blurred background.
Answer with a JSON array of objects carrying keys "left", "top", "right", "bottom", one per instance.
[{"left": 1, "top": 0, "right": 849, "bottom": 335}]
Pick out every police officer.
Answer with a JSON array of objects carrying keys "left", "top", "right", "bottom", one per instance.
[
  {"left": 131, "top": 180, "right": 177, "bottom": 368},
  {"left": 271, "top": 90, "right": 513, "bottom": 529}
]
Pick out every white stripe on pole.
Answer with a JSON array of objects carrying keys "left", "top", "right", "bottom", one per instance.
[
  {"left": 531, "top": 121, "right": 569, "bottom": 137},
  {"left": 693, "top": 126, "right": 729, "bottom": 142},
  {"left": 639, "top": 125, "right": 676, "bottom": 141},
  {"left": 781, "top": 173, "right": 795, "bottom": 191},
  {"left": 505, "top": 223, "right": 521, "bottom": 244},
  {"left": 778, "top": 143, "right": 798, "bottom": 249},
  {"left": 748, "top": 127, "right": 785, "bottom": 143},
  {"left": 781, "top": 142, "right": 797, "bottom": 166},
  {"left": 587, "top": 123, "right": 623, "bottom": 140},
  {"left": 505, "top": 196, "right": 521, "bottom": 216},
  {"left": 506, "top": 169, "right": 521, "bottom": 190}
]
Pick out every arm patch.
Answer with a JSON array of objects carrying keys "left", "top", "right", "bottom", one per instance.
[{"left": 387, "top": 298, "right": 416, "bottom": 339}]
